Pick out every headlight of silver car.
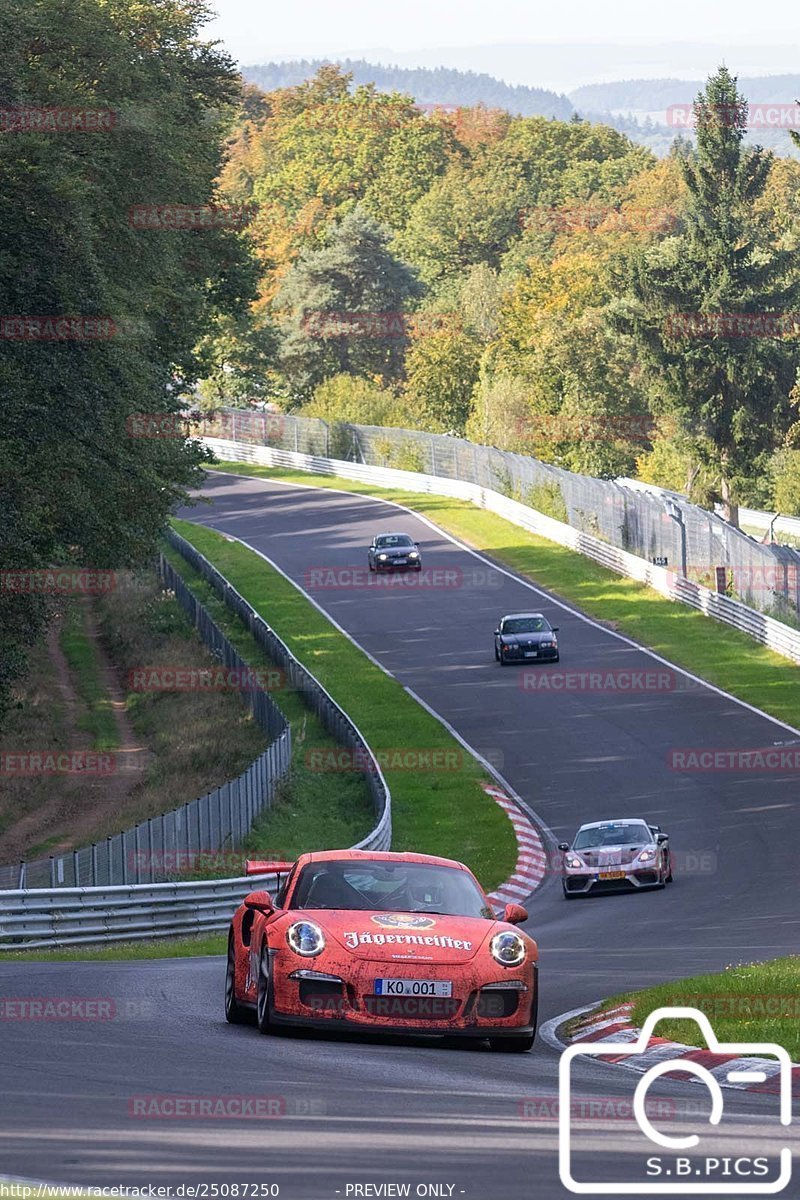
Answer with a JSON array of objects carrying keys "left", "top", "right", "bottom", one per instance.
[
  {"left": 490, "top": 930, "right": 527, "bottom": 967},
  {"left": 636, "top": 848, "right": 657, "bottom": 863},
  {"left": 286, "top": 920, "right": 326, "bottom": 957},
  {"left": 409, "top": 551, "right": 419, "bottom": 559},
  {"left": 378, "top": 553, "right": 388, "bottom": 561},
  {"left": 564, "top": 853, "right": 584, "bottom": 869}
]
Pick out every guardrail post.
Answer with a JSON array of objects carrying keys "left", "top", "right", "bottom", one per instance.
[
  {"left": 49, "top": 856, "right": 55, "bottom": 888},
  {"left": 91, "top": 843, "right": 98, "bottom": 887},
  {"left": 106, "top": 836, "right": 113, "bottom": 885},
  {"left": 133, "top": 826, "right": 141, "bottom": 884},
  {"left": 18, "top": 861, "right": 25, "bottom": 889},
  {"left": 73, "top": 849, "right": 79, "bottom": 887},
  {"left": 121, "top": 831, "right": 128, "bottom": 885}
]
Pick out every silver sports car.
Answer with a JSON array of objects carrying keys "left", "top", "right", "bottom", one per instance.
[{"left": 558, "top": 818, "right": 672, "bottom": 898}]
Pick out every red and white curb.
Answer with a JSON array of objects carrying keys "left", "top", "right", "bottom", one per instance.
[
  {"left": 542, "top": 999, "right": 800, "bottom": 1096},
  {"left": 483, "top": 783, "right": 549, "bottom": 907}
]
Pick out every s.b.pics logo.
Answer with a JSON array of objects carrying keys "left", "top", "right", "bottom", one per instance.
[{"left": 559, "top": 1007, "right": 792, "bottom": 1194}]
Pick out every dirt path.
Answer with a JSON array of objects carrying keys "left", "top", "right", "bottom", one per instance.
[{"left": 0, "top": 600, "right": 152, "bottom": 863}]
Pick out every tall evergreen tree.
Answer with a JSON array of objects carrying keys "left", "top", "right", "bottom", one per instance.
[
  {"left": 615, "top": 67, "right": 799, "bottom": 524},
  {"left": 275, "top": 209, "right": 422, "bottom": 398}
]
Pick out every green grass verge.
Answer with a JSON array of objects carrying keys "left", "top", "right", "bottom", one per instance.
[
  {"left": 0, "top": 933, "right": 226, "bottom": 962},
  {"left": 159, "top": 541, "right": 375, "bottom": 865},
  {"left": 59, "top": 601, "right": 119, "bottom": 750},
  {"left": 170, "top": 517, "right": 517, "bottom": 891},
  {"left": 575, "top": 956, "right": 800, "bottom": 1060},
  {"left": 211, "top": 463, "right": 800, "bottom": 728}
]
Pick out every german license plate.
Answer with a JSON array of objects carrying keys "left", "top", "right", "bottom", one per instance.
[
  {"left": 374, "top": 978, "right": 452, "bottom": 997},
  {"left": 599, "top": 871, "right": 626, "bottom": 881}
]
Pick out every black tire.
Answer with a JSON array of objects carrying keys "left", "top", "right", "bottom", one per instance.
[
  {"left": 224, "top": 933, "right": 247, "bottom": 1025},
  {"left": 368, "top": 560, "right": 375, "bottom": 573},
  {"left": 489, "top": 1031, "right": 535, "bottom": 1053},
  {"left": 494, "top": 644, "right": 500, "bottom": 662},
  {"left": 665, "top": 853, "right": 674, "bottom": 884},
  {"left": 256, "top": 944, "right": 272, "bottom": 1035}
]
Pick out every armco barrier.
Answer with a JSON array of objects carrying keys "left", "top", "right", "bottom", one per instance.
[
  {"left": 203, "top": 437, "right": 800, "bottom": 666},
  {"left": 0, "top": 872, "right": 281, "bottom": 950}
]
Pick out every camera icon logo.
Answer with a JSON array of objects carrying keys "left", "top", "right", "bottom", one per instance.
[{"left": 559, "top": 1005, "right": 792, "bottom": 1194}]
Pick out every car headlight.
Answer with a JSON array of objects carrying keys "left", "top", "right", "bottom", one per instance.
[
  {"left": 564, "top": 853, "right": 584, "bottom": 870},
  {"left": 409, "top": 551, "right": 419, "bottom": 559},
  {"left": 540, "top": 640, "right": 554, "bottom": 647},
  {"left": 490, "top": 930, "right": 527, "bottom": 967},
  {"left": 378, "top": 553, "right": 388, "bottom": 561},
  {"left": 286, "top": 921, "right": 326, "bottom": 957},
  {"left": 636, "top": 848, "right": 657, "bottom": 863}
]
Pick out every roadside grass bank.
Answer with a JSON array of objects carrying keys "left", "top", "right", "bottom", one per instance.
[
  {"left": 159, "top": 539, "right": 375, "bottom": 868},
  {"left": 0, "top": 932, "right": 228, "bottom": 962},
  {"left": 565, "top": 956, "right": 800, "bottom": 1060},
  {"left": 170, "top": 518, "right": 518, "bottom": 890},
  {"left": 211, "top": 464, "right": 800, "bottom": 728}
]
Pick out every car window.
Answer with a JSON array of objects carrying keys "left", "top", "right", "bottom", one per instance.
[
  {"left": 501, "top": 617, "right": 550, "bottom": 634},
  {"left": 574, "top": 823, "right": 651, "bottom": 850},
  {"left": 375, "top": 534, "right": 414, "bottom": 548},
  {"left": 292, "top": 860, "right": 492, "bottom": 918}
]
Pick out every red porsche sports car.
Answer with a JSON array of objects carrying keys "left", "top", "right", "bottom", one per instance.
[{"left": 225, "top": 849, "right": 538, "bottom": 1052}]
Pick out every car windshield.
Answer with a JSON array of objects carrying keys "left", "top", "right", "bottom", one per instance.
[
  {"left": 574, "top": 823, "right": 651, "bottom": 850},
  {"left": 502, "top": 616, "right": 550, "bottom": 634},
  {"left": 292, "top": 860, "right": 493, "bottom": 918},
  {"left": 375, "top": 534, "right": 414, "bottom": 548}
]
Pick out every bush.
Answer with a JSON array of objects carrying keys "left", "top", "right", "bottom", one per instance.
[{"left": 526, "top": 482, "right": 568, "bottom": 523}]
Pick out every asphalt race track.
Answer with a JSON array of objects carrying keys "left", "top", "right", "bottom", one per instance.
[{"left": 2, "top": 469, "right": 798, "bottom": 1198}]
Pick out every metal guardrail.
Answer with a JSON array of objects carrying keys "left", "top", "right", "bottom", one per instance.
[
  {"left": 164, "top": 528, "right": 391, "bottom": 853},
  {"left": 0, "top": 533, "right": 392, "bottom": 947},
  {"left": 203, "top": 437, "right": 800, "bottom": 666},
  {"left": 0, "top": 872, "right": 281, "bottom": 950}
]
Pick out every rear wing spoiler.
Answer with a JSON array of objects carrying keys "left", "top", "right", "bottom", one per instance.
[{"left": 245, "top": 859, "right": 294, "bottom": 877}]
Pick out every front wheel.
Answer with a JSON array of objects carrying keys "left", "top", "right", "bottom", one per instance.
[
  {"left": 494, "top": 644, "right": 500, "bottom": 662},
  {"left": 489, "top": 1031, "right": 535, "bottom": 1053},
  {"left": 224, "top": 933, "right": 247, "bottom": 1024},
  {"left": 256, "top": 944, "right": 272, "bottom": 1034}
]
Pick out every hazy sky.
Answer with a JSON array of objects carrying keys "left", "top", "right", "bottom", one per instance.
[{"left": 206, "top": 0, "right": 800, "bottom": 91}]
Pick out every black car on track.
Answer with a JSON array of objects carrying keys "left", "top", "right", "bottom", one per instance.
[
  {"left": 368, "top": 532, "right": 422, "bottom": 572},
  {"left": 494, "top": 612, "right": 559, "bottom": 664}
]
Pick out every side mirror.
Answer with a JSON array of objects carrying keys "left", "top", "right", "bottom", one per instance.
[
  {"left": 552, "top": 627, "right": 560, "bottom": 633},
  {"left": 244, "top": 890, "right": 274, "bottom": 914},
  {"left": 503, "top": 902, "right": 528, "bottom": 925},
  {"left": 651, "top": 824, "right": 662, "bottom": 832},
  {"left": 656, "top": 833, "right": 668, "bottom": 844},
  {"left": 494, "top": 629, "right": 500, "bottom": 636},
  {"left": 557, "top": 842, "right": 570, "bottom": 852}
]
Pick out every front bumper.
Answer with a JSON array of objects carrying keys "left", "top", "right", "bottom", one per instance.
[
  {"left": 374, "top": 559, "right": 422, "bottom": 571},
  {"left": 563, "top": 868, "right": 661, "bottom": 894},
  {"left": 500, "top": 644, "right": 558, "bottom": 662},
  {"left": 271, "top": 962, "right": 537, "bottom": 1035}
]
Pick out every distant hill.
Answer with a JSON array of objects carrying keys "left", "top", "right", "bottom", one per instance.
[
  {"left": 240, "top": 60, "right": 800, "bottom": 159},
  {"left": 242, "top": 59, "right": 574, "bottom": 120},
  {"left": 570, "top": 74, "right": 800, "bottom": 111}
]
